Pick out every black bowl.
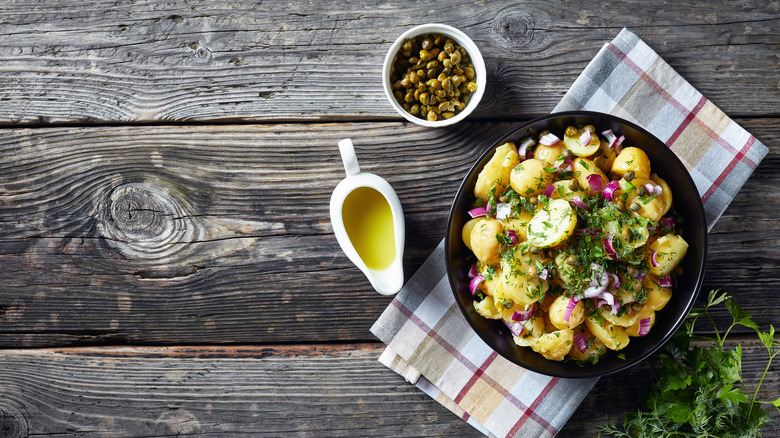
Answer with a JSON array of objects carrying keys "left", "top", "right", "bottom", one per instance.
[{"left": 445, "top": 111, "right": 707, "bottom": 378}]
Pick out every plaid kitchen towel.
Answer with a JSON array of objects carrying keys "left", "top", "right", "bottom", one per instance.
[{"left": 370, "top": 28, "right": 768, "bottom": 437}]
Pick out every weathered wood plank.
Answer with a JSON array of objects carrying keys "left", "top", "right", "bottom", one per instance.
[
  {"left": 0, "top": 120, "right": 776, "bottom": 347},
  {"left": 0, "top": 340, "right": 774, "bottom": 437},
  {"left": 0, "top": 0, "right": 777, "bottom": 125}
]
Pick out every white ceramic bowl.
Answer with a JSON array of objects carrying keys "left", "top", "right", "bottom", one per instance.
[{"left": 382, "top": 24, "right": 486, "bottom": 128}]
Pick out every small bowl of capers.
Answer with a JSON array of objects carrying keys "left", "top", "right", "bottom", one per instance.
[{"left": 383, "top": 24, "right": 486, "bottom": 127}]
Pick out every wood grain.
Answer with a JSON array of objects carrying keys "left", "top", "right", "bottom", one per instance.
[
  {"left": 0, "top": 340, "right": 774, "bottom": 437},
  {"left": 0, "top": 0, "right": 777, "bottom": 125},
  {"left": 0, "top": 120, "right": 777, "bottom": 347}
]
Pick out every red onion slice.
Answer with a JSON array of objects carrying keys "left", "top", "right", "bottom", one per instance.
[
  {"left": 644, "top": 183, "right": 662, "bottom": 196},
  {"left": 578, "top": 130, "right": 592, "bottom": 147},
  {"left": 637, "top": 317, "right": 652, "bottom": 337},
  {"left": 586, "top": 174, "right": 603, "bottom": 192},
  {"left": 539, "top": 133, "right": 561, "bottom": 146},
  {"left": 573, "top": 331, "right": 588, "bottom": 353},
  {"left": 543, "top": 183, "right": 555, "bottom": 198},
  {"left": 599, "top": 291, "right": 620, "bottom": 315},
  {"left": 602, "top": 180, "right": 620, "bottom": 201},
  {"left": 468, "top": 275, "right": 484, "bottom": 295},
  {"left": 604, "top": 236, "right": 618, "bottom": 260},
  {"left": 506, "top": 230, "right": 518, "bottom": 246},
  {"left": 571, "top": 196, "right": 587, "bottom": 209},
  {"left": 468, "top": 263, "right": 478, "bottom": 279},
  {"left": 538, "top": 268, "right": 549, "bottom": 281},
  {"left": 557, "top": 158, "right": 574, "bottom": 172},
  {"left": 659, "top": 275, "right": 673, "bottom": 288},
  {"left": 651, "top": 250, "right": 659, "bottom": 267},
  {"left": 661, "top": 216, "right": 677, "bottom": 229},
  {"left": 503, "top": 319, "right": 525, "bottom": 337},
  {"left": 511, "top": 303, "right": 536, "bottom": 322},
  {"left": 607, "top": 272, "right": 621, "bottom": 290},
  {"left": 468, "top": 207, "right": 488, "bottom": 218},
  {"left": 563, "top": 297, "right": 577, "bottom": 322},
  {"left": 601, "top": 129, "right": 616, "bottom": 144},
  {"left": 518, "top": 138, "right": 535, "bottom": 160}
]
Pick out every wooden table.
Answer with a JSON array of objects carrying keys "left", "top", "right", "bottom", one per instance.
[{"left": 0, "top": 1, "right": 777, "bottom": 436}]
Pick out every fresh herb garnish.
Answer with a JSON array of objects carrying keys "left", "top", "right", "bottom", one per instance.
[{"left": 599, "top": 290, "right": 780, "bottom": 437}]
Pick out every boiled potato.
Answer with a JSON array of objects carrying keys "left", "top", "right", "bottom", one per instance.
[
  {"left": 474, "top": 142, "right": 519, "bottom": 202},
  {"left": 648, "top": 234, "right": 688, "bottom": 276},
  {"left": 461, "top": 217, "right": 483, "bottom": 250},
  {"left": 598, "top": 305, "right": 640, "bottom": 328},
  {"left": 611, "top": 147, "right": 651, "bottom": 180},
  {"left": 477, "top": 263, "right": 503, "bottom": 297},
  {"left": 644, "top": 275, "right": 673, "bottom": 310},
  {"left": 549, "top": 295, "right": 586, "bottom": 330},
  {"left": 470, "top": 218, "right": 503, "bottom": 265},
  {"left": 573, "top": 157, "right": 609, "bottom": 196},
  {"left": 529, "top": 328, "right": 573, "bottom": 361},
  {"left": 474, "top": 296, "right": 502, "bottom": 320},
  {"left": 527, "top": 199, "right": 578, "bottom": 248},
  {"left": 567, "top": 325, "right": 607, "bottom": 363},
  {"left": 501, "top": 210, "right": 533, "bottom": 240},
  {"left": 509, "top": 158, "right": 554, "bottom": 197},
  {"left": 499, "top": 251, "right": 548, "bottom": 307},
  {"left": 585, "top": 315, "right": 630, "bottom": 350},
  {"left": 626, "top": 306, "right": 656, "bottom": 337},
  {"left": 650, "top": 173, "right": 672, "bottom": 217},
  {"left": 593, "top": 139, "right": 618, "bottom": 173},
  {"left": 512, "top": 313, "right": 547, "bottom": 347},
  {"left": 563, "top": 125, "right": 600, "bottom": 157},
  {"left": 603, "top": 220, "right": 649, "bottom": 250},
  {"left": 534, "top": 142, "right": 566, "bottom": 164}
]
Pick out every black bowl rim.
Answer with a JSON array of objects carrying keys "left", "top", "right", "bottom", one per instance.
[{"left": 445, "top": 111, "right": 708, "bottom": 378}]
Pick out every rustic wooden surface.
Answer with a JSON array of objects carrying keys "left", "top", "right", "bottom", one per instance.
[{"left": 0, "top": 1, "right": 777, "bottom": 436}]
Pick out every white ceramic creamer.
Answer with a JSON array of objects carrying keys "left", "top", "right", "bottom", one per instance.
[{"left": 329, "top": 139, "right": 405, "bottom": 295}]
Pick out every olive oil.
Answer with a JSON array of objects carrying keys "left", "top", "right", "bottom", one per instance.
[{"left": 342, "top": 187, "right": 396, "bottom": 270}]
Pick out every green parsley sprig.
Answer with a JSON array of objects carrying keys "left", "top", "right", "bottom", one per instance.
[{"left": 599, "top": 290, "right": 780, "bottom": 437}]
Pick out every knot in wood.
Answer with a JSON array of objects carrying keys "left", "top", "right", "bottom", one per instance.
[
  {"left": 0, "top": 404, "right": 29, "bottom": 438},
  {"left": 493, "top": 7, "right": 535, "bottom": 49},
  {"left": 97, "top": 183, "right": 196, "bottom": 261}
]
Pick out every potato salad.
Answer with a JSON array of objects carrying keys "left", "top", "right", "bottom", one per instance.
[{"left": 462, "top": 126, "right": 688, "bottom": 364}]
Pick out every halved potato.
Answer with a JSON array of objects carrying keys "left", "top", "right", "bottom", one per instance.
[
  {"left": 563, "top": 125, "right": 600, "bottom": 157},
  {"left": 509, "top": 158, "right": 554, "bottom": 197},
  {"left": 648, "top": 234, "right": 688, "bottom": 276},
  {"left": 474, "top": 142, "right": 519, "bottom": 202},
  {"left": 527, "top": 199, "right": 577, "bottom": 248}
]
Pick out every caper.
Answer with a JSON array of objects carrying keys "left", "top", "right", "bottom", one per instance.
[
  {"left": 464, "top": 65, "right": 475, "bottom": 80},
  {"left": 529, "top": 196, "right": 539, "bottom": 205},
  {"left": 623, "top": 170, "right": 635, "bottom": 181},
  {"left": 426, "top": 60, "right": 439, "bottom": 70},
  {"left": 430, "top": 47, "right": 440, "bottom": 57},
  {"left": 566, "top": 255, "right": 580, "bottom": 266},
  {"left": 443, "top": 41, "right": 454, "bottom": 54},
  {"left": 409, "top": 104, "right": 420, "bottom": 116},
  {"left": 631, "top": 302, "right": 643, "bottom": 312},
  {"left": 565, "top": 126, "right": 578, "bottom": 137},
  {"left": 438, "top": 101, "right": 450, "bottom": 112},
  {"left": 451, "top": 75, "right": 462, "bottom": 87},
  {"left": 637, "top": 186, "right": 648, "bottom": 196},
  {"left": 419, "top": 49, "right": 434, "bottom": 61},
  {"left": 450, "top": 50, "right": 462, "bottom": 65},
  {"left": 433, "top": 34, "right": 443, "bottom": 45},
  {"left": 442, "top": 111, "right": 455, "bottom": 119},
  {"left": 400, "top": 77, "right": 412, "bottom": 88},
  {"left": 569, "top": 179, "right": 580, "bottom": 191},
  {"left": 529, "top": 246, "right": 541, "bottom": 255},
  {"left": 426, "top": 68, "right": 437, "bottom": 79},
  {"left": 437, "top": 51, "right": 448, "bottom": 62},
  {"left": 409, "top": 71, "right": 420, "bottom": 84},
  {"left": 404, "top": 91, "right": 414, "bottom": 103},
  {"left": 427, "top": 111, "right": 438, "bottom": 122},
  {"left": 421, "top": 37, "right": 433, "bottom": 50},
  {"left": 527, "top": 266, "right": 538, "bottom": 279},
  {"left": 621, "top": 226, "right": 631, "bottom": 240},
  {"left": 466, "top": 82, "right": 478, "bottom": 93},
  {"left": 629, "top": 202, "right": 641, "bottom": 211},
  {"left": 427, "top": 78, "right": 441, "bottom": 90},
  {"left": 561, "top": 149, "right": 573, "bottom": 159}
]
